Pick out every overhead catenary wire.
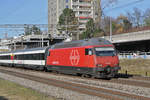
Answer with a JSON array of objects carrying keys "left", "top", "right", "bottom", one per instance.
[{"left": 105, "top": 0, "right": 145, "bottom": 12}]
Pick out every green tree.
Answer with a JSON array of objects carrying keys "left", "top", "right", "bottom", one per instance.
[
  {"left": 24, "top": 25, "right": 42, "bottom": 35},
  {"left": 32, "top": 25, "right": 41, "bottom": 35},
  {"left": 58, "top": 8, "right": 78, "bottom": 35},
  {"left": 144, "top": 18, "right": 150, "bottom": 26},
  {"left": 144, "top": 9, "right": 150, "bottom": 26},
  {"left": 116, "top": 15, "right": 132, "bottom": 33},
  {"left": 24, "top": 25, "right": 31, "bottom": 35},
  {"left": 80, "top": 19, "right": 103, "bottom": 39},
  {"left": 123, "top": 18, "right": 132, "bottom": 30},
  {"left": 80, "top": 19, "right": 95, "bottom": 39}
]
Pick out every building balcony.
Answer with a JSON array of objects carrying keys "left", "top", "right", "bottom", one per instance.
[
  {"left": 73, "top": 8, "right": 92, "bottom": 12},
  {"left": 79, "top": 25, "right": 86, "bottom": 29},
  {"left": 78, "top": 19, "right": 89, "bottom": 23},
  {"left": 72, "top": 2, "right": 92, "bottom": 6},
  {"left": 75, "top": 13, "right": 92, "bottom": 17}
]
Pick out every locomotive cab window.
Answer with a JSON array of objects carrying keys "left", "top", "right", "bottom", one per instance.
[
  {"left": 95, "top": 47, "right": 116, "bottom": 56},
  {"left": 85, "top": 48, "right": 93, "bottom": 55}
]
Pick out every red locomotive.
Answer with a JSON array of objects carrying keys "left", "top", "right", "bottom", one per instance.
[
  {"left": 0, "top": 38, "right": 120, "bottom": 78},
  {"left": 46, "top": 38, "right": 120, "bottom": 78}
]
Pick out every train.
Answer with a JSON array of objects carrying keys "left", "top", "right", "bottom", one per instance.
[{"left": 0, "top": 38, "right": 120, "bottom": 78}]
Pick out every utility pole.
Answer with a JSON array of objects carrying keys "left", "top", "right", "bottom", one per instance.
[
  {"left": 14, "top": 41, "right": 16, "bottom": 51},
  {"left": 110, "top": 17, "right": 112, "bottom": 42},
  {"left": 42, "top": 32, "right": 44, "bottom": 47},
  {"left": 66, "top": 16, "right": 68, "bottom": 36},
  {"left": 77, "top": 22, "right": 80, "bottom": 40}
]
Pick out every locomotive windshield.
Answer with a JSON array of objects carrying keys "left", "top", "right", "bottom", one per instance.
[{"left": 95, "top": 47, "right": 116, "bottom": 56}]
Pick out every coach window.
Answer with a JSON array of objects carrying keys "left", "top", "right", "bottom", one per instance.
[
  {"left": 19, "top": 55, "right": 23, "bottom": 60},
  {"left": 37, "top": 54, "right": 40, "bottom": 60},
  {"left": 32, "top": 54, "right": 36, "bottom": 60},
  {"left": 41, "top": 53, "right": 45, "bottom": 60},
  {"left": 24, "top": 54, "right": 28, "bottom": 60},
  {"left": 25, "top": 54, "right": 31, "bottom": 60}
]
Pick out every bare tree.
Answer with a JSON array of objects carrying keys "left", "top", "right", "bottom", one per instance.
[
  {"left": 126, "top": 8, "right": 144, "bottom": 27},
  {"left": 126, "top": 12, "right": 132, "bottom": 25},
  {"left": 101, "top": 0, "right": 118, "bottom": 11},
  {"left": 101, "top": 16, "right": 117, "bottom": 35},
  {"left": 95, "top": 0, "right": 118, "bottom": 35},
  {"left": 144, "top": 8, "right": 150, "bottom": 26},
  {"left": 133, "top": 8, "right": 143, "bottom": 27}
]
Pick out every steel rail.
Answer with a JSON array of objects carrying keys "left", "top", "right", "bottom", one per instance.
[{"left": 0, "top": 69, "right": 150, "bottom": 100}]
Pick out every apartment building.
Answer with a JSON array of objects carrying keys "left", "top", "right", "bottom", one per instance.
[{"left": 48, "top": 0, "right": 97, "bottom": 34}]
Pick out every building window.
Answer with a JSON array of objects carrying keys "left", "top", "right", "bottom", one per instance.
[
  {"left": 66, "top": 5, "right": 69, "bottom": 8},
  {"left": 66, "top": 0, "right": 68, "bottom": 3}
]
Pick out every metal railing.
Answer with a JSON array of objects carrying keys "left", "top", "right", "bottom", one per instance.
[{"left": 118, "top": 52, "right": 150, "bottom": 59}]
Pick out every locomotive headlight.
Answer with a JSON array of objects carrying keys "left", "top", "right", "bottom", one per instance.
[{"left": 96, "top": 64, "right": 102, "bottom": 67}]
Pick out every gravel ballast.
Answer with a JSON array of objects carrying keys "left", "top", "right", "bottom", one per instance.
[
  {"left": 6, "top": 68, "right": 150, "bottom": 98},
  {"left": 0, "top": 72, "right": 105, "bottom": 100},
  {"left": 0, "top": 67, "right": 150, "bottom": 99}
]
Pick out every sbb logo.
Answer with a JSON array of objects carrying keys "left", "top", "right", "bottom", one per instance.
[{"left": 70, "top": 50, "right": 80, "bottom": 66}]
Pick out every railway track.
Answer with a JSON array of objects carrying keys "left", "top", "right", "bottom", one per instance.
[
  {"left": 1, "top": 66, "right": 150, "bottom": 88},
  {"left": 0, "top": 67, "right": 150, "bottom": 100}
]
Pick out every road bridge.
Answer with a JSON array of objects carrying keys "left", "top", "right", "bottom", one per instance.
[
  {"left": 103, "top": 29, "right": 150, "bottom": 52},
  {"left": 104, "top": 30, "right": 150, "bottom": 43}
]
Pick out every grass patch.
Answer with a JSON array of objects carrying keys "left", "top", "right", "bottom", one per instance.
[
  {"left": 119, "top": 59, "right": 150, "bottom": 76},
  {"left": 0, "top": 78, "right": 55, "bottom": 100}
]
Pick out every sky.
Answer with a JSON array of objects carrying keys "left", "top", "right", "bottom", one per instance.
[
  {"left": 0, "top": 0, "right": 150, "bottom": 38},
  {"left": 0, "top": 0, "right": 48, "bottom": 24},
  {"left": 104, "top": 0, "right": 150, "bottom": 17}
]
